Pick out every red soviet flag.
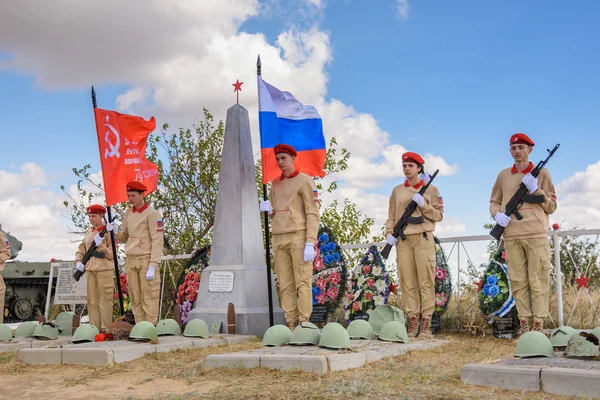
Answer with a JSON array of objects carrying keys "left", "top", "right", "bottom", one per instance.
[{"left": 94, "top": 108, "right": 159, "bottom": 206}]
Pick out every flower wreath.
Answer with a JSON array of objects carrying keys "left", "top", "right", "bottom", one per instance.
[
  {"left": 311, "top": 226, "right": 347, "bottom": 316},
  {"left": 344, "top": 245, "right": 390, "bottom": 323},
  {"left": 433, "top": 236, "right": 452, "bottom": 316},
  {"left": 113, "top": 273, "right": 132, "bottom": 321},
  {"left": 176, "top": 245, "right": 211, "bottom": 324},
  {"left": 477, "top": 250, "right": 515, "bottom": 319}
]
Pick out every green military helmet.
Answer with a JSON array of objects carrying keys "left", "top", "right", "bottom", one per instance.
[
  {"left": 182, "top": 319, "right": 209, "bottom": 339},
  {"left": 590, "top": 326, "right": 600, "bottom": 340},
  {"left": 318, "top": 322, "right": 351, "bottom": 349},
  {"left": 368, "top": 305, "right": 405, "bottom": 335},
  {"left": 378, "top": 320, "right": 409, "bottom": 343},
  {"left": 262, "top": 324, "right": 292, "bottom": 347},
  {"left": 156, "top": 319, "right": 182, "bottom": 336},
  {"left": 32, "top": 322, "right": 59, "bottom": 340},
  {"left": 55, "top": 311, "right": 75, "bottom": 336},
  {"left": 549, "top": 326, "right": 578, "bottom": 348},
  {"left": 289, "top": 322, "right": 321, "bottom": 345},
  {"left": 347, "top": 319, "right": 375, "bottom": 340},
  {"left": 15, "top": 321, "right": 37, "bottom": 338},
  {"left": 514, "top": 331, "right": 554, "bottom": 358},
  {"left": 0, "top": 324, "right": 13, "bottom": 342},
  {"left": 129, "top": 321, "right": 158, "bottom": 342},
  {"left": 564, "top": 332, "right": 600, "bottom": 358},
  {"left": 72, "top": 324, "right": 100, "bottom": 343}
]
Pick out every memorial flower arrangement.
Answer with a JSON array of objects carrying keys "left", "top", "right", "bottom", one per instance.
[
  {"left": 433, "top": 236, "right": 452, "bottom": 316},
  {"left": 478, "top": 250, "right": 515, "bottom": 318},
  {"left": 113, "top": 273, "right": 131, "bottom": 319},
  {"left": 344, "top": 246, "right": 390, "bottom": 323},
  {"left": 176, "top": 246, "right": 210, "bottom": 324},
  {"left": 311, "top": 226, "right": 347, "bottom": 316}
]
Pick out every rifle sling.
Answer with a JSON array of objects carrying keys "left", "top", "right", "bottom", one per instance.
[{"left": 406, "top": 216, "right": 424, "bottom": 225}]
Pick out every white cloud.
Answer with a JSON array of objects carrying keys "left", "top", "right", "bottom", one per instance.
[
  {"left": 553, "top": 160, "right": 600, "bottom": 230},
  {"left": 0, "top": 163, "right": 48, "bottom": 197},
  {"left": 397, "top": 0, "right": 410, "bottom": 20}
]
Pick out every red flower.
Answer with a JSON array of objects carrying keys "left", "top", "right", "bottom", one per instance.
[
  {"left": 316, "top": 292, "right": 327, "bottom": 305},
  {"left": 363, "top": 265, "right": 371, "bottom": 274},
  {"left": 328, "top": 271, "right": 341, "bottom": 285},
  {"left": 316, "top": 277, "right": 327, "bottom": 290},
  {"left": 346, "top": 292, "right": 354, "bottom": 301},
  {"left": 352, "top": 301, "right": 360, "bottom": 311},
  {"left": 366, "top": 278, "right": 375, "bottom": 288},
  {"left": 327, "top": 286, "right": 339, "bottom": 300},
  {"left": 364, "top": 292, "right": 373, "bottom": 301}
]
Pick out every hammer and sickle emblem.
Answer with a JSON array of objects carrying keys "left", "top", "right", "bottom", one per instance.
[{"left": 104, "top": 124, "right": 121, "bottom": 158}]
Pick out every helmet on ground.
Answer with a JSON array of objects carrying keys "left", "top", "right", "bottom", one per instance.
[
  {"left": 183, "top": 319, "right": 209, "bottom": 339},
  {"left": 129, "top": 321, "right": 158, "bottom": 342},
  {"left": 549, "top": 326, "right": 578, "bottom": 348},
  {"left": 106, "top": 320, "right": 134, "bottom": 340},
  {"left": 15, "top": 322, "right": 37, "bottom": 338},
  {"left": 378, "top": 320, "right": 409, "bottom": 343},
  {"left": 514, "top": 331, "right": 554, "bottom": 358},
  {"left": 369, "top": 305, "right": 405, "bottom": 335},
  {"left": 32, "top": 322, "right": 59, "bottom": 340},
  {"left": 347, "top": 319, "right": 374, "bottom": 340},
  {"left": 72, "top": 324, "right": 100, "bottom": 343},
  {"left": 262, "top": 325, "right": 292, "bottom": 347},
  {"left": 55, "top": 311, "right": 74, "bottom": 336},
  {"left": 318, "top": 322, "right": 351, "bottom": 349},
  {"left": 156, "top": 319, "right": 182, "bottom": 336},
  {"left": 564, "top": 332, "right": 600, "bottom": 358},
  {"left": 289, "top": 322, "right": 321, "bottom": 345},
  {"left": 0, "top": 324, "right": 13, "bottom": 342}
]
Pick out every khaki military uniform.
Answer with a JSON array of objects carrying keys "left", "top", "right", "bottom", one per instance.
[
  {"left": 490, "top": 164, "right": 557, "bottom": 324},
  {"left": 75, "top": 226, "right": 114, "bottom": 330},
  {"left": 0, "top": 232, "right": 12, "bottom": 323},
  {"left": 270, "top": 171, "right": 320, "bottom": 326},
  {"left": 385, "top": 180, "right": 444, "bottom": 319},
  {"left": 116, "top": 204, "right": 164, "bottom": 324}
]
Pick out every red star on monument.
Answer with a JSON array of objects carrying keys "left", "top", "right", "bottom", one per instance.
[
  {"left": 575, "top": 273, "right": 591, "bottom": 290},
  {"left": 389, "top": 282, "right": 398, "bottom": 294},
  {"left": 232, "top": 79, "right": 243, "bottom": 104},
  {"left": 475, "top": 279, "right": 484, "bottom": 292}
]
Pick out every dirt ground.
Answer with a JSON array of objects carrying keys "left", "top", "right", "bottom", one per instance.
[{"left": 0, "top": 334, "right": 574, "bottom": 400}]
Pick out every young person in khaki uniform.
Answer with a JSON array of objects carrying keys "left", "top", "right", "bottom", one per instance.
[
  {"left": 385, "top": 152, "right": 444, "bottom": 338},
  {"left": 112, "top": 181, "right": 164, "bottom": 325},
  {"left": 259, "top": 144, "right": 320, "bottom": 330},
  {"left": 74, "top": 204, "right": 114, "bottom": 330},
  {"left": 490, "top": 133, "right": 557, "bottom": 334},
  {"left": 0, "top": 231, "right": 12, "bottom": 323}
]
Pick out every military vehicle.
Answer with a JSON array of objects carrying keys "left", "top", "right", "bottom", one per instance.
[{"left": 1, "top": 227, "right": 57, "bottom": 323}]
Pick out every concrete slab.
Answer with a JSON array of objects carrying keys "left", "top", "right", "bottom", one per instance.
[
  {"left": 19, "top": 348, "right": 62, "bottom": 365},
  {"left": 155, "top": 340, "right": 193, "bottom": 353},
  {"left": 461, "top": 363, "right": 541, "bottom": 392},
  {"left": 0, "top": 342, "right": 32, "bottom": 352},
  {"left": 261, "top": 354, "right": 328, "bottom": 374},
  {"left": 30, "top": 338, "right": 71, "bottom": 348},
  {"left": 62, "top": 348, "right": 114, "bottom": 367},
  {"left": 203, "top": 353, "right": 261, "bottom": 369},
  {"left": 191, "top": 338, "right": 227, "bottom": 348},
  {"left": 542, "top": 367, "right": 600, "bottom": 398},
  {"left": 112, "top": 343, "right": 156, "bottom": 364},
  {"left": 327, "top": 352, "right": 367, "bottom": 372}
]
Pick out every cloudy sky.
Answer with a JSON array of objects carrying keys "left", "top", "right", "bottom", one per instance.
[{"left": 1, "top": 0, "right": 600, "bottom": 276}]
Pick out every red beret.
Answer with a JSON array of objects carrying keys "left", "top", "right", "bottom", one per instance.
[
  {"left": 402, "top": 152, "right": 425, "bottom": 165},
  {"left": 274, "top": 144, "right": 297, "bottom": 157},
  {"left": 86, "top": 204, "right": 106, "bottom": 215},
  {"left": 510, "top": 133, "right": 535, "bottom": 146},
  {"left": 126, "top": 181, "right": 147, "bottom": 192}
]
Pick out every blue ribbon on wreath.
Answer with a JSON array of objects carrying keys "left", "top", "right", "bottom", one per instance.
[{"left": 487, "top": 261, "right": 515, "bottom": 322}]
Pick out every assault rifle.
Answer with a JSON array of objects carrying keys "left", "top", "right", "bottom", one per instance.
[
  {"left": 381, "top": 169, "right": 440, "bottom": 260},
  {"left": 72, "top": 225, "right": 109, "bottom": 282},
  {"left": 489, "top": 143, "right": 560, "bottom": 241}
]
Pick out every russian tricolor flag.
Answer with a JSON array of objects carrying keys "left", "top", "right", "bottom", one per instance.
[{"left": 258, "top": 76, "right": 326, "bottom": 184}]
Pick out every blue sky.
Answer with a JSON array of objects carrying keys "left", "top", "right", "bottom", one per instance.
[{"left": 1, "top": 0, "right": 599, "bottom": 264}]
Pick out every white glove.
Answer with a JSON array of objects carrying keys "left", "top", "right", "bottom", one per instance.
[
  {"left": 494, "top": 212, "right": 511, "bottom": 227},
  {"left": 412, "top": 193, "right": 425, "bottom": 207},
  {"left": 303, "top": 243, "right": 316, "bottom": 262},
  {"left": 93, "top": 233, "right": 103, "bottom": 246},
  {"left": 259, "top": 200, "right": 273, "bottom": 214},
  {"left": 522, "top": 173, "right": 538, "bottom": 193},
  {"left": 76, "top": 262, "right": 85, "bottom": 272},
  {"left": 418, "top": 172, "right": 431, "bottom": 184},
  {"left": 146, "top": 266, "right": 155, "bottom": 280},
  {"left": 105, "top": 221, "right": 117, "bottom": 232},
  {"left": 386, "top": 234, "right": 398, "bottom": 246}
]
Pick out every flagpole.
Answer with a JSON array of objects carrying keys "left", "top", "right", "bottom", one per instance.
[
  {"left": 91, "top": 86, "right": 125, "bottom": 317},
  {"left": 257, "top": 55, "right": 275, "bottom": 327}
]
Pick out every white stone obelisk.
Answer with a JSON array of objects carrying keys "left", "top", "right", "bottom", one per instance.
[{"left": 187, "top": 103, "right": 284, "bottom": 335}]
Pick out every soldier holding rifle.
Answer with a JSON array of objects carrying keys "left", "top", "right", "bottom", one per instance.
[
  {"left": 385, "top": 152, "right": 444, "bottom": 338},
  {"left": 490, "top": 133, "right": 558, "bottom": 334}
]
